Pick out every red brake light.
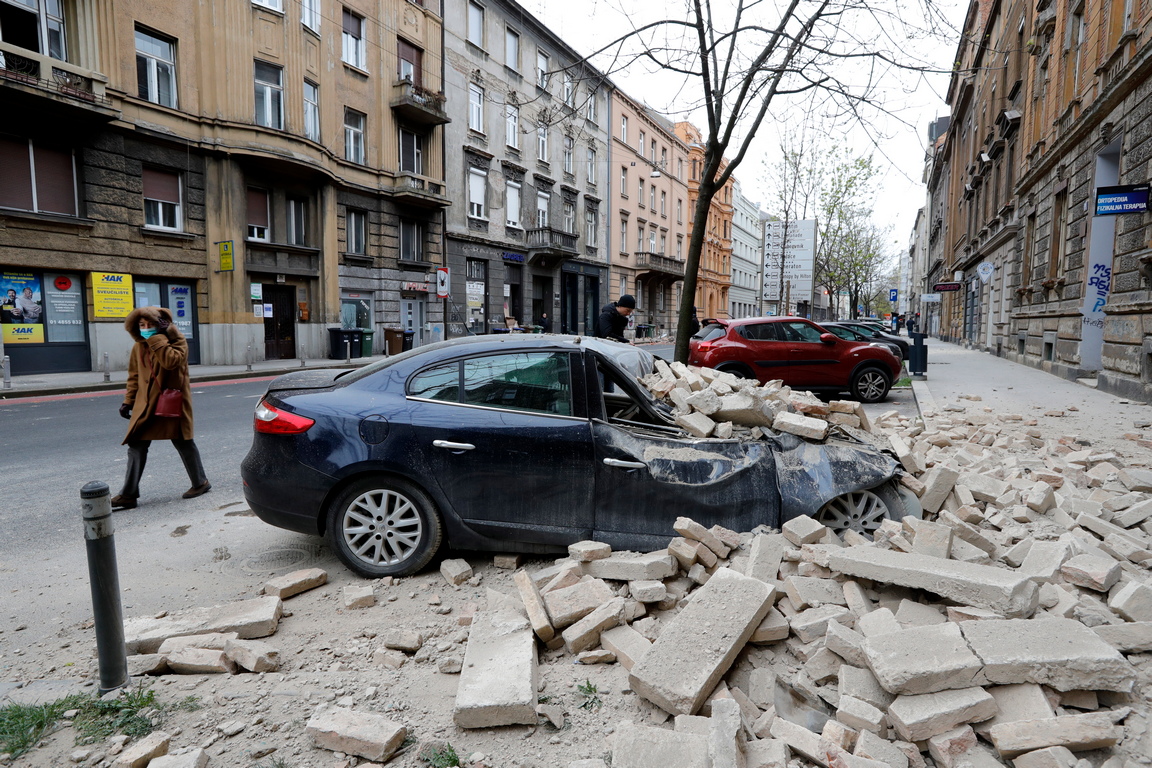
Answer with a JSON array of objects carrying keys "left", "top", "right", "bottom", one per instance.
[
  {"left": 696, "top": 341, "right": 714, "bottom": 352},
  {"left": 254, "top": 400, "right": 315, "bottom": 435}
]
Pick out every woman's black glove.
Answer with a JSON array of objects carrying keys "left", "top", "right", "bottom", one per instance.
[
  {"left": 156, "top": 317, "right": 171, "bottom": 332},
  {"left": 119, "top": 403, "right": 132, "bottom": 419}
]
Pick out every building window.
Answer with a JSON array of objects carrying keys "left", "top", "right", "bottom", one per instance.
[
  {"left": 649, "top": 229, "right": 656, "bottom": 253},
  {"left": 301, "top": 0, "right": 320, "bottom": 31},
  {"left": 536, "top": 50, "right": 549, "bottom": 88},
  {"left": 620, "top": 275, "right": 627, "bottom": 296},
  {"left": 342, "top": 9, "right": 366, "bottom": 69},
  {"left": 505, "top": 104, "right": 519, "bottom": 148},
  {"left": 504, "top": 26, "right": 519, "bottom": 69},
  {"left": 143, "top": 168, "right": 181, "bottom": 230},
  {"left": 398, "top": 39, "right": 422, "bottom": 85},
  {"left": 620, "top": 218, "right": 628, "bottom": 252},
  {"left": 585, "top": 208, "right": 598, "bottom": 246},
  {"left": 287, "top": 197, "right": 306, "bottom": 245},
  {"left": 586, "top": 89, "right": 597, "bottom": 122},
  {"left": 638, "top": 179, "right": 644, "bottom": 206},
  {"left": 661, "top": 147, "right": 667, "bottom": 167},
  {"left": 649, "top": 184, "right": 655, "bottom": 210},
  {"left": 469, "top": 84, "right": 485, "bottom": 132},
  {"left": 468, "top": 168, "right": 487, "bottom": 219},
  {"left": 636, "top": 225, "right": 643, "bottom": 253},
  {"left": 346, "top": 208, "right": 366, "bottom": 254},
  {"left": 1049, "top": 190, "right": 1067, "bottom": 280},
  {"left": 660, "top": 233, "right": 666, "bottom": 254},
  {"left": 587, "top": 147, "right": 597, "bottom": 184},
  {"left": 252, "top": 0, "right": 282, "bottom": 9},
  {"left": 400, "top": 129, "right": 423, "bottom": 174},
  {"left": 677, "top": 159, "right": 683, "bottom": 179},
  {"left": 304, "top": 80, "right": 320, "bottom": 141},
  {"left": 400, "top": 219, "right": 423, "bottom": 261},
  {"left": 344, "top": 108, "right": 365, "bottom": 163},
  {"left": 620, "top": 115, "right": 628, "bottom": 142},
  {"left": 254, "top": 61, "right": 283, "bottom": 129},
  {"left": 638, "top": 130, "right": 645, "bottom": 154},
  {"left": 537, "top": 123, "right": 548, "bottom": 161},
  {"left": 660, "top": 190, "right": 666, "bottom": 216},
  {"left": 563, "top": 136, "right": 574, "bottom": 174},
  {"left": 467, "top": 1, "right": 484, "bottom": 46},
  {"left": 651, "top": 139, "right": 657, "bottom": 162},
  {"left": 562, "top": 72, "right": 574, "bottom": 105},
  {"left": 0, "top": 137, "right": 76, "bottom": 216},
  {"left": 247, "top": 187, "right": 269, "bottom": 241},
  {"left": 563, "top": 201, "right": 575, "bottom": 234},
  {"left": 536, "top": 191, "right": 550, "bottom": 227},
  {"left": 135, "top": 29, "right": 177, "bottom": 108},
  {"left": 620, "top": 167, "right": 627, "bottom": 195},
  {"left": 506, "top": 180, "right": 521, "bottom": 227},
  {"left": 677, "top": 198, "right": 682, "bottom": 223}
]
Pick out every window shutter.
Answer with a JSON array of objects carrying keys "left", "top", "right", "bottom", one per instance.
[
  {"left": 247, "top": 187, "right": 269, "bottom": 227},
  {"left": 142, "top": 168, "right": 180, "bottom": 204},
  {"left": 0, "top": 136, "right": 34, "bottom": 210},
  {"left": 342, "top": 10, "right": 359, "bottom": 35},
  {"left": 33, "top": 145, "right": 77, "bottom": 215}
]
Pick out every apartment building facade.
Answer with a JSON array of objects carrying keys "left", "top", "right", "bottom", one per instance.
[
  {"left": 729, "top": 180, "right": 761, "bottom": 319},
  {"left": 675, "top": 121, "right": 733, "bottom": 320},
  {"left": 0, "top": 0, "right": 450, "bottom": 374},
  {"left": 441, "top": 0, "right": 609, "bottom": 336},
  {"left": 607, "top": 91, "right": 689, "bottom": 337}
]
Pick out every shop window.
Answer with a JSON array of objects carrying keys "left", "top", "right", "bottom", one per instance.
[
  {"left": 246, "top": 187, "right": 269, "bottom": 241},
  {"left": 0, "top": 136, "right": 76, "bottom": 216},
  {"left": 143, "top": 168, "right": 182, "bottom": 231}
]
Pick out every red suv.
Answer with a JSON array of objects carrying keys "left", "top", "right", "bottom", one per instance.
[{"left": 688, "top": 317, "right": 901, "bottom": 402}]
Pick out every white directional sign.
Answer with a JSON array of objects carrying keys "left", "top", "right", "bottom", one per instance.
[{"left": 763, "top": 219, "right": 817, "bottom": 304}]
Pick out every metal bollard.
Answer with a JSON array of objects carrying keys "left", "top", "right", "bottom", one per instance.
[
  {"left": 2, "top": 355, "right": 9, "bottom": 389},
  {"left": 345, "top": 338, "right": 351, "bottom": 362},
  {"left": 102, "top": 352, "right": 110, "bottom": 383},
  {"left": 80, "top": 481, "right": 128, "bottom": 695},
  {"left": 246, "top": 344, "right": 253, "bottom": 373}
]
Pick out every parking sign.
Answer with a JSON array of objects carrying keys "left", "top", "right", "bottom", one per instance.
[{"left": 889, "top": 289, "right": 898, "bottom": 302}]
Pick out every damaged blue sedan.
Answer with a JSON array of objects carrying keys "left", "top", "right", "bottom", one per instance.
[{"left": 241, "top": 335, "right": 919, "bottom": 578}]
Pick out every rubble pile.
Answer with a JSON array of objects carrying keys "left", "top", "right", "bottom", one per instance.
[{"left": 640, "top": 360, "right": 872, "bottom": 440}]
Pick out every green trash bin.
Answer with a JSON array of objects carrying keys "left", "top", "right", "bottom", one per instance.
[{"left": 360, "top": 329, "right": 375, "bottom": 357}]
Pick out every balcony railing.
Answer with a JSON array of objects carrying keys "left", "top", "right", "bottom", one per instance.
[
  {"left": 525, "top": 227, "right": 579, "bottom": 266},
  {"left": 634, "top": 251, "right": 686, "bottom": 278},
  {"left": 392, "top": 172, "right": 449, "bottom": 208},
  {"left": 0, "top": 42, "right": 113, "bottom": 110},
  {"left": 389, "top": 80, "right": 449, "bottom": 126}
]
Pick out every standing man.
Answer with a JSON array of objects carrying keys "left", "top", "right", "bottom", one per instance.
[{"left": 595, "top": 295, "right": 635, "bottom": 343}]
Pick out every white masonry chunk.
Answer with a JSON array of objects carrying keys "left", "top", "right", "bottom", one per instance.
[
  {"left": 147, "top": 749, "right": 209, "bottom": 768},
  {"left": 600, "top": 624, "right": 652, "bottom": 671},
  {"left": 568, "top": 540, "right": 612, "bottom": 562},
  {"left": 1059, "top": 554, "right": 1120, "bottom": 592},
  {"left": 863, "top": 623, "right": 983, "bottom": 695},
  {"left": 123, "top": 596, "right": 283, "bottom": 654},
  {"left": 513, "top": 569, "right": 555, "bottom": 643},
  {"left": 562, "top": 597, "right": 626, "bottom": 654},
  {"left": 1107, "top": 580, "right": 1152, "bottom": 621},
  {"left": 440, "top": 558, "right": 474, "bottom": 586},
  {"left": 582, "top": 551, "right": 678, "bottom": 581},
  {"left": 110, "top": 731, "right": 171, "bottom": 768},
  {"left": 837, "top": 694, "right": 886, "bottom": 734},
  {"left": 782, "top": 516, "right": 828, "bottom": 546},
  {"left": 988, "top": 713, "right": 1122, "bottom": 758},
  {"left": 262, "top": 567, "right": 327, "bottom": 599},
  {"left": 343, "top": 584, "right": 375, "bottom": 609},
  {"left": 306, "top": 705, "right": 407, "bottom": 762},
  {"left": 611, "top": 721, "right": 710, "bottom": 768},
  {"left": 974, "top": 684, "right": 1055, "bottom": 736},
  {"left": 773, "top": 411, "right": 830, "bottom": 440},
  {"left": 453, "top": 609, "right": 538, "bottom": 728},
  {"left": 223, "top": 638, "right": 280, "bottom": 673},
  {"left": 1010, "top": 746, "right": 1078, "bottom": 768},
  {"left": 920, "top": 465, "right": 961, "bottom": 514},
  {"left": 674, "top": 517, "right": 732, "bottom": 558},
  {"left": 887, "top": 687, "right": 998, "bottom": 742},
  {"left": 677, "top": 411, "right": 717, "bottom": 437}
]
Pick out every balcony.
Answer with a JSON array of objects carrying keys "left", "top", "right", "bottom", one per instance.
[
  {"left": 389, "top": 80, "right": 449, "bottom": 126},
  {"left": 392, "top": 172, "right": 450, "bottom": 208},
  {"left": 0, "top": 42, "right": 117, "bottom": 119},
  {"left": 634, "top": 251, "right": 686, "bottom": 284},
  {"left": 525, "top": 227, "right": 579, "bottom": 268}
]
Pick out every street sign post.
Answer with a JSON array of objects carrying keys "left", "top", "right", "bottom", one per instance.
[{"left": 889, "top": 289, "right": 898, "bottom": 302}]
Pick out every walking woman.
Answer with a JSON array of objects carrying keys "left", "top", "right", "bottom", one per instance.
[{"left": 111, "top": 306, "right": 210, "bottom": 510}]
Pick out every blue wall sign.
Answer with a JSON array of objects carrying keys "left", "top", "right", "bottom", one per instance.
[{"left": 1095, "top": 185, "right": 1149, "bottom": 216}]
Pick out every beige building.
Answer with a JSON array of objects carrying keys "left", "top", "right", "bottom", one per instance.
[
  {"left": 0, "top": 0, "right": 447, "bottom": 373},
  {"left": 676, "top": 121, "right": 733, "bottom": 321},
  {"left": 609, "top": 92, "right": 690, "bottom": 337}
]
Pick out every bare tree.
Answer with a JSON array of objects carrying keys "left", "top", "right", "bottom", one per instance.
[{"left": 587, "top": 0, "right": 948, "bottom": 361}]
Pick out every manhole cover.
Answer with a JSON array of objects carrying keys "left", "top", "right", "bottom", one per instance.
[{"left": 218, "top": 541, "right": 331, "bottom": 577}]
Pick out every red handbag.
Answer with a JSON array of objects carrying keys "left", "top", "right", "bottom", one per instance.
[{"left": 154, "top": 387, "right": 183, "bottom": 418}]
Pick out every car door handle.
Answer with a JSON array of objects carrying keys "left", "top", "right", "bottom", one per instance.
[
  {"left": 603, "top": 457, "right": 646, "bottom": 470},
  {"left": 433, "top": 440, "right": 475, "bottom": 451}
]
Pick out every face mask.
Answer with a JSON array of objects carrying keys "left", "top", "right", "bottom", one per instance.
[{"left": 140, "top": 329, "right": 157, "bottom": 339}]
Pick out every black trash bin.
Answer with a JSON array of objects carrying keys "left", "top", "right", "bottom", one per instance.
[
  {"left": 908, "top": 332, "right": 928, "bottom": 376},
  {"left": 402, "top": 330, "right": 415, "bottom": 351},
  {"left": 328, "top": 327, "right": 363, "bottom": 360}
]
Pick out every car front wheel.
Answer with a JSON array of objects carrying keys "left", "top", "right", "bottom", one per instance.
[
  {"left": 326, "top": 477, "right": 443, "bottom": 578},
  {"left": 813, "top": 481, "right": 908, "bottom": 536},
  {"left": 851, "top": 367, "right": 891, "bottom": 403}
]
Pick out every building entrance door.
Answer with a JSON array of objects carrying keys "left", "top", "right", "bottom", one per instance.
[
  {"left": 262, "top": 284, "right": 296, "bottom": 359},
  {"left": 562, "top": 273, "right": 579, "bottom": 334},
  {"left": 401, "top": 299, "right": 425, "bottom": 347}
]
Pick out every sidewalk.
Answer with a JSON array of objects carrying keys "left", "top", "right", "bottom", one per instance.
[{"left": 0, "top": 354, "right": 388, "bottom": 399}]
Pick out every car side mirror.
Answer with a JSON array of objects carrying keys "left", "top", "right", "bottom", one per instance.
[{"left": 819, "top": 333, "right": 837, "bottom": 345}]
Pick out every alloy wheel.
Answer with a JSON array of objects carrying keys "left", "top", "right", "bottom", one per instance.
[
  {"left": 814, "top": 488, "right": 892, "bottom": 535},
  {"left": 341, "top": 488, "right": 424, "bottom": 567},
  {"left": 854, "top": 370, "right": 889, "bottom": 402}
]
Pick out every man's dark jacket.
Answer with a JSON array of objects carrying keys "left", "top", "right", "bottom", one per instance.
[{"left": 595, "top": 302, "right": 628, "bottom": 342}]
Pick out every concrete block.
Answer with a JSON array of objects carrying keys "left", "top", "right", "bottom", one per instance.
[
  {"left": 1011, "top": 746, "right": 1078, "bottom": 768},
  {"left": 1107, "top": 580, "right": 1152, "bottom": 621},
  {"left": 862, "top": 623, "right": 983, "bottom": 695},
  {"left": 782, "top": 515, "right": 828, "bottom": 546},
  {"left": 674, "top": 517, "right": 732, "bottom": 558},
  {"left": 343, "top": 584, "right": 375, "bottom": 609},
  {"left": 821, "top": 545, "right": 1039, "bottom": 618},
  {"left": 453, "top": 609, "right": 538, "bottom": 728},
  {"left": 262, "top": 567, "right": 327, "bottom": 599},
  {"left": 1118, "top": 466, "right": 1152, "bottom": 491},
  {"left": 709, "top": 698, "right": 744, "bottom": 768},
  {"left": 988, "top": 713, "right": 1122, "bottom": 758},
  {"left": 837, "top": 694, "right": 885, "bottom": 733},
  {"left": 887, "top": 687, "right": 997, "bottom": 741},
  {"left": 770, "top": 718, "right": 825, "bottom": 766},
  {"left": 773, "top": 411, "right": 830, "bottom": 440},
  {"left": 714, "top": 392, "right": 777, "bottom": 427},
  {"left": 1026, "top": 482, "right": 1056, "bottom": 513},
  {"left": 839, "top": 665, "right": 894, "bottom": 710},
  {"left": 544, "top": 578, "right": 615, "bottom": 628},
  {"left": 1112, "top": 498, "right": 1152, "bottom": 528},
  {"left": 668, "top": 537, "right": 700, "bottom": 570},
  {"left": 156, "top": 632, "right": 238, "bottom": 654},
  {"left": 825, "top": 619, "right": 868, "bottom": 667},
  {"left": 611, "top": 721, "right": 710, "bottom": 768},
  {"left": 1018, "top": 541, "right": 1072, "bottom": 583},
  {"left": 973, "top": 684, "right": 1056, "bottom": 737},
  {"left": 629, "top": 579, "right": 667, "bottom": 603},
  {"left": 146, "top": 749, "right": 209, "bottom": 768},
  {"left": 920, "top": 465, "right": 960, "bottom": 514},
  {"left": 750, "top": 607, "right": 789, "bottom": 643},
  {"left": 959, "top": 473, "right": 1008, "bottom": 502},
  {"left": 894, "top": 600, "right": 945, "bottom": 627},
  {"left": 1060, "top": 554, "right": 1120, "bottom": 592},
  {"left": 600, "top": 624, "right": 652, "bottom": 671},
  {"left": 583, "top": 551, "right": 678, "bottom": 581},
  {"left": 854, "top": 729, "right": 908, "bottom": 768},
  {"left": 563, "top": 597, "right": 626, "bottom": 653},
  {"left": 513, "top": 569, "right": 555, "bottom": 643},
  {"left": 110, "top": 731, "right": 170, "bottom": 768},
  {"left": 710, "top": 524, "right": 742, "bottom": 551},
  {"left": 382, "top": 629, "right": 423, "bottom": 652},
  {"left": 745, "top": 739, "right": 788, "bottom": 768},
  {"left": 569, "top": 540, "right": 612, "bottom": 562},
  {"left": 784, "top": 576, "right": 846, "bottom": 610},
  {"left": 804, "top": 647, "right": 844, "bottom": 684},
  {"left": 629, "top": 568, "right": 774, "bottom": 715},
  {"left": 306, "top": 705, "right": 407, "bottom": 762},
  {"left": 686, "top": 387, "right": 722, "bottom": 415},
  {"left": 223, "top": 638, "right": 280, "bottom": 673},
  {"left": 440, "top": 558, "right": 473, "bottom": 586},
  {"left": 123, "top": 596, "right": 283, "bottom": 654},
  {"left": 692, "top": 540, "right": 719, "bottom": 568},
  {"left": 493, "top": 553, "right": 523, "bottom": 569},
  {"left": 856, "top": 607, "right": 901, "bottom": 637},
  {"left": 905, "top": 518, "right": 953, "bottom": 559},
  {"left": 677, "top": 411, "right": 717, "bottom": 437},
  {"left": 165, "top": 648, "right": 235, "bottom": 675},
  {"left": 791, "top": 604, "right": 852, "bottom": 644},
  {"left": 577, "top": 649, "right": 616, "bottom": 664},
  {"left": 688, "top": 563, "right": 710, "bottom": 585},
  {"left": 747, "top": 533, "right": 789, "bottom": 583},
  {"left": 937, "top": 511, "right": 999, "bottom": 555},
  {"left": 960, "top": 618, "right": 1135, "bottom": 692},
  {"left": 927, "top": 726, "right": 978, "bottom": 768},
  {"left": 1092, "top": 622, "right": 1152, "bottom": 652}
]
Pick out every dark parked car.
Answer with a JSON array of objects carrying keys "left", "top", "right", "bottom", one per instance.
[
  {"left": 241, "top": 335, "right": 917, "bottom": 577},
  {"left": 687, "top": 317, "right": 902, "bottom": 403},
  {"left": 820, "top": 322, "right": 906, "bottom": 362},
  {"left": 833, "top": 321, "right": 911, "bottom": 358}
]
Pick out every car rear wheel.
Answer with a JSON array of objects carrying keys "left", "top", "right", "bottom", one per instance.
[
  {"left": 813, "top": 481, "right": 908, "bottom": 536},
  {"left": 851, "top": 367, "right": 891, "bottom": 403},
  {"left": 326, "top": 477, "right": 443, "bottom": 578}
]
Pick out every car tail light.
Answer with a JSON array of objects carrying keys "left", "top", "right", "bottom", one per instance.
[
  {"left": 696, "top": 341, "right": 714, "bottom": 352},
  {"left": 254, "top": 400, "right": 315, "bottom": 434}
]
